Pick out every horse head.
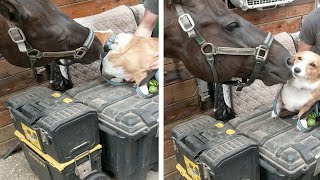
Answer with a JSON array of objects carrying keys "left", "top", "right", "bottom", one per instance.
[
  {"left": 164, "top": 0, "right": 293, "bottom": 86},
  {"left": 0, "top": 0, "right": 103, "bottom": 68}
]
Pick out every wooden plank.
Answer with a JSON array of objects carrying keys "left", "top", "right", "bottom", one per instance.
[
  {"left": 51, "top": 0, "right": 89, "bottom": 7},
  {"left": 59, "top": 0, "right": 139, "bottom": 18},
  {"left": 0, "top": 60, "right": 26, "bottom": 79},
  {"left": 288, "top": 0, "right": 314, "bottom": 6},
  {"left": 164, "top": 79, "right": 197, "bottom": 106},
  {"left": 234, "top": 2, "right": 313, "bottom": 25},
  {"left": 0, "top": 82, "right": 49, "bottom": 112},
  {"left": 0, "top": 70, "right": 47, "bottom": 98},
  {"left": 258, "top": 16, "right": 302, "bottom": 34},
  {"left": 164, "top": 155, "right": 177, "bottom": 176},
  {"left": 164, "top": 61, "right": 194, "bottom": 86},
  {"left": 164, "top": 96, "right": 200, "bottom": 125},
  {"left": 164, "top": 58, "right": 179, "bottom": 65},
  {"left": 164, "top": 140, "right": 174, "bottom": 159},
  {"left": 0, "top": 137, "right": 19, "bottom": 158},
  {"left": 0, "top": 123, "right": 15, "bottom": 143},
  {"left": 164, "top": 171, "right": 180, "bottom": 180},
  {"left": 0, "top": 110, "right": 12, "bottom": 128}
]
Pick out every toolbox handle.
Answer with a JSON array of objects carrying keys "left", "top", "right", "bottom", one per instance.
[
  {"left": 70, "top": 142, "right": 90, "bottom": 158},
  {"left": 259, "top": 159, "right": 285, "bottom": 177}
]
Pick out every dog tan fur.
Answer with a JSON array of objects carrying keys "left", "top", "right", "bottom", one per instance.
[
  {"left": 291, "top": 51, "right": 320, "bottom": 117},
  {"left": 95, "top": 31, "right": 158, "bottom": 84}
]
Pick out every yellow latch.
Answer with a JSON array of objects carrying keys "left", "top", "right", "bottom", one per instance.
[{"left": 215, "top": 123, "right": 224, "bottom": 129}]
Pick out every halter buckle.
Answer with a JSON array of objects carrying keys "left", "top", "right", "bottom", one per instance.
[
  {"left": 74, "top": 47, "right": 88, "bottom": 59},
  {"left": 255, "top": 45, "right": 269, "bottom": 62},
  {"left": 178, "top": 13, "right": 195, "bottom": 32},
  {"left": 8, "top": 27, "right": 26, "bottom": 44}
]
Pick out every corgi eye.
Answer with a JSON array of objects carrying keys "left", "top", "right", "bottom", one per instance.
[
  {"left": 297, "top": 56, "right": 303, "bottom": 60},
  {"left": 310, "top": 63, "right": 316, "bottom": 68}
]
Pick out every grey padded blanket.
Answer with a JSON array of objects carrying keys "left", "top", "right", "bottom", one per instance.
[
  {"left": 69, "top": 5, "right": 144, "bottom": 85},
  {"left": 231, "top": 32, "right": 299, "bottom": 115}
]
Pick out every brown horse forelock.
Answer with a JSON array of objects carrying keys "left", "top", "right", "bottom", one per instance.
[
  {"left": 0, "top": 0, "right": 103, "bottom": 68},
  {"left": 164, "top": 0, "right": 292, "bottom": 85}
]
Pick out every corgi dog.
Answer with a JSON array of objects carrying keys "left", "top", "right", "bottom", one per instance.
[
  {"left": 272, "top": 51, "right": 320, "bottom": 128},
  {"left": 95, "top": 31, "right": 158, "bottom": 95}
]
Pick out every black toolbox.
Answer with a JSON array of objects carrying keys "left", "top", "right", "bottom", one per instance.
[
  {"left": 7, "top": 87, "right": 100, "bottom": 163},
  {"left": 16, "top": 130, "right": 103, "bottom": 180},
  {"left": 228, "top": 106, "right": 320, "bottom": 180},
  {"left": 66, "top": 78, "right": 159, "bottom": 180},
  {"left": 7, "top": 87, "right": 105, "bottom": 180},
  {"left": 171, "top": 115, "right": 260, "bottom": 180}
]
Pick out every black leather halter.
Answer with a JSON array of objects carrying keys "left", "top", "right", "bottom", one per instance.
[
  {"left": 6, "top": 20, "right": 95, "bottom": 77},
  {"left": 174, "top": 4, "right": 274, "bottom": 91}
]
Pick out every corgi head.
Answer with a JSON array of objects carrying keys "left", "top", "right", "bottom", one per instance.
[{"left": 292, "top": 51, "right": 320, "bottom": 82}]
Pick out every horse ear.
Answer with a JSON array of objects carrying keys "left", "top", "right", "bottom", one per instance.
[{"left": 0, "top": 0, "right": 29, "bottom": 22}]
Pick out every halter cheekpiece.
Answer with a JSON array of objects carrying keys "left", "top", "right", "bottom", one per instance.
[
  {"left": 6, "top": 20, "right": 95, "bottom": 78},
  {"left": 174, "top": 4, "right": 274, "bottom": 91}
]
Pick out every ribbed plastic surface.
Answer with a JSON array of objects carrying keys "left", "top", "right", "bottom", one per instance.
[
  {"left": 66, "top": 78, "right": 159, "bottom": 180},
  {"left": 7, "top": 87, "right": 100, "bottom": 163},
  {"left": 228, "top": 106, "right": 320, "bottom": 179},
  {"left": 66, "top": 77, "right": 158, "bottom": 139},
  {"left": 40, "top": 103, "right": 91, "bottom": 129},
  {"left": 7, "top": 87, "right": 52, "bottom": 108},
  {"left": 172, "top": 115, "right": 259, "bottom": 180}
]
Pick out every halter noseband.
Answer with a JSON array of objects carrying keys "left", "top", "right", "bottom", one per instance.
[
  {"left": 6, "top": 20, "right": 95, "bottom": 78},
  {"left": 174, "top": 4, "right": 274, "bottom": 91}
]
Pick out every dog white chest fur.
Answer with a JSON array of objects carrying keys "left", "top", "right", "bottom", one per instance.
[
  {"left": 101, "top": 33, "right": 133, "bottom": 81},
  {"left": 281, "top": 78, "right": 318, "bottom": 112}
]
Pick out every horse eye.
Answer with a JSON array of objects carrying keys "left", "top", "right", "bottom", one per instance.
[
  {"left": 226, "top": 22, "right": 240, "bottom": 32},
  {"left": 310, "top": 63, "right": 316, "bottom": 68}
]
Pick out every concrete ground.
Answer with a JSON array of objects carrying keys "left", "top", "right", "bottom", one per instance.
[{"left": 0, "top": 151, "right": 158, "bottom": 180}]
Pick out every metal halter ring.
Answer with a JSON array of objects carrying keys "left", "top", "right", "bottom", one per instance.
[
  {"left": 27, "top": 49, "right": 42, "bottom": 59},
  {"left": 8, "top": 27, "right": 26, "bottom": 44},
  {"left": 201, "top": 42, "right": 216, "bottom": 56},
  {"left": 178, "top": 13, "right": 195, "bottom": 32}
]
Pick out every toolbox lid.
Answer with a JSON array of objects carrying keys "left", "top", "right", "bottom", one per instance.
[
  {"left": 172, "top": 115, "right": 258, "bottom": 169},
  {"left": 66, "top": 78, "right": 159, "bottom": 139},
  {"left": 7, "top": 87, "right": 53, "bottom": 109},
  {"left": 228, "top": 106, "right": 320, "bottom": 177}
]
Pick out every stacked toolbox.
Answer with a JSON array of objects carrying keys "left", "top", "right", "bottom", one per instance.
[
  {"left": 171, "top": 115, "right": 260, "bottom": 180},
  {"left": 228, "top": 106, "right": 320, "bottom": 180},
  {"left": 7, "top": 87, "right": 104, "bottom": 180},
  {"left": 66, "top": 77, "right": 159, "bottom": 180}
]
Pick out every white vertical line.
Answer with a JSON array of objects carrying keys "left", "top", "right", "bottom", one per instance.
[{"left": 158, "top": 0, "right": 164, "bottom": 179}]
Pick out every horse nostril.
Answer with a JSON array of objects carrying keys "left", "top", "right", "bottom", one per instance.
[
  {"left": 287, "top": 58, "right": 294, "bottom": 66},
  {"left": 294, "top": 67, "right": 301, "bottom": 74}
]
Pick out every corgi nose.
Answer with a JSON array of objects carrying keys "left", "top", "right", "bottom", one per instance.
[{"left": 294, "top": 67, "right": 301, "bottom": 74}]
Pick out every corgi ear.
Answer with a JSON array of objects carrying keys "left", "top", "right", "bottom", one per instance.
[
  {"left": 94, "top": 31, "right": 112, "bottom": 45},
  {"left": 292, "top": 53, "right": 299, "bottom": 63}
]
